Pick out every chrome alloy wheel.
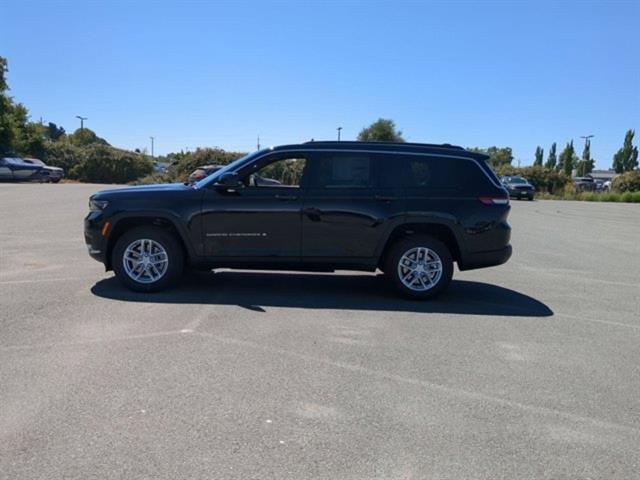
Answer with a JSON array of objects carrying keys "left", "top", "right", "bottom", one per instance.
[
  {"left": 123, "top": 238, "right": 169, "bottom": 284},
  {"left": 397, "top": 246, "right": 443, "bottom": 292}
]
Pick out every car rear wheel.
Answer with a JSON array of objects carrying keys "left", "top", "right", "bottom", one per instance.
[
  {"left": 112, "top": 226, "right": 184, "bottom": 292},
  {"left": 384, "top": 235, "right": 453, "bottom": 299}
]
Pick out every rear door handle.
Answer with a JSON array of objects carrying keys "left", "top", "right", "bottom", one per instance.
[
  {"left": 274, "top": 194, "right": 298, "bottom": 201},
  {"left": 375, "top": 195, "right": 397, "bottom": 202}
]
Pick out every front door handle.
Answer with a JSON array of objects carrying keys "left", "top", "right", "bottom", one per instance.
[
  {"left": 274, "top": 194, "right": 298, "bottom": 201},
  {"left": 303, "top": 207, "right": 322, "bottom": 221},
  {"left": 375, "top": 195, "right": 397, "bottom": 202}
]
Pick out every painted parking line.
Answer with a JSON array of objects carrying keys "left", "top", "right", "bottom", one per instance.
[
  {"left": 3, "top": 326, "right": 637, "bottom": 436},
  {"left": 0, "top": 329, "right": 189, "bottom": 352},
  {"left": 0, "top": 275, "right": 102, "bottom": 285}
]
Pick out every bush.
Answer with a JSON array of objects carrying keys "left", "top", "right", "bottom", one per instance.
[
  {"left": 171, "top": 148, "right": 245, "bottom": 181},
  {"left": 42, "top": 140, "right": 83, "bottom": 172},
  {"left": 70, "top": 145, "right": 153, "bottom": 183},
  {"left": 612, "top": 170, "right": 640, "bottom": 193},
  {"left": 134, "top": 172, "right": 175, "bottom": 185},
  {"left": 494, "top": 164, "right": 569, "bottom": 194},
  {"left": 574, "top": 191, "right": 640, "bottom": 203}
]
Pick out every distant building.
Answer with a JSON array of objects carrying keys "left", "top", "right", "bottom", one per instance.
[{"left": 589, "top": 169, "right": 618, "bottom": 182}]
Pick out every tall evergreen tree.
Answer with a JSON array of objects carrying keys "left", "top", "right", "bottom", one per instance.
[
  {"left": 612, "top": 129, "right": 639, "bottom": 173},
  {"left": 545, "top": 142, "right": 557, "bottom": 170},
  {"left": 576, "top": 138, "right": 595, "bottom": 176},
  {"left": 534, "top": 146, "right": 544, "bottom": 166},
  {"left": 558, "top": 141, "right": 576, "bottom": 176}
]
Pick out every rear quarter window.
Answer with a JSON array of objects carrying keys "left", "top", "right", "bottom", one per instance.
[{"left": 403, "top": 157, "right": 495, "bottom": 194}]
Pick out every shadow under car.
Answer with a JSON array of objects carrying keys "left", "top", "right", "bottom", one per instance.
[{"left": 91, "top": 271, "right": 553, "bottom": 317}]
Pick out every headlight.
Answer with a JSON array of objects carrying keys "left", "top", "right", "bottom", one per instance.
[{"left": 89, "top": 199, "right": 109, "bottom": 211}]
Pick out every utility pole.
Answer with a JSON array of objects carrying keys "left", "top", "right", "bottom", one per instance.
[
  {"left": 337, "top": 127, "right": 342, "bottom": 141},
  {"left": 257, "top": 135, "right": 261, "bottom": 150},
  {"left": 75, "top": 115, "right": 87, "bottom": 130},
  {"left": 150, "top": 136, "right": 155, "bottom": 158}
]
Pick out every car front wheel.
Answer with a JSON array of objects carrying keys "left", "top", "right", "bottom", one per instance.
[
  {"left": 384, "top": 235, "right": 453, "bottom": 299},
  {"left": 112, "top": 226, "right": 184, "bottom": 292}
]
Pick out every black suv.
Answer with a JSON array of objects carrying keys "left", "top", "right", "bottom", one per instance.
[
  {"left": 85, "top": 141, "right": 512, "bottom": 299},
  {"left": 501, "top": 176, "right": 535, "bottom": 200}
]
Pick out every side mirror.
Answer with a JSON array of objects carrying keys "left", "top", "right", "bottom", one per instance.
[{"left": 214, "top": 172, "right": 241, "bottom": 189}]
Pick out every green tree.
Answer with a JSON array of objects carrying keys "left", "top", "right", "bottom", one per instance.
[
  {"left": 612, "top": 129, "right": 639, "bottom": 173},
  {"left": 45, "top": 122, "right": 66, "bottom": 141},
  {"left": 558, "top": 141, "right": 576, "bottom": 176},
  {"left": 0, "top": 56, "right": 18, "bottom": 155},
  {"left": 69, "top": 128, "right": 109, "bottom": 147},
  {"left": 576, "top": 138, "right": 594, "bottom": 176},
  {"left": 468, "top": 146, "right": 513, "bottom": 168},
  {"left": 0, "top": 56, "right": 46, "bottom": 157},
  {"left": 534, "top": 146, "right": 544, "bottom": 166},
  {"left": 357, "top": 118, "right": 404, "bottom": 142},
  {"left": 545, "top": 142, "right": 557, "bottom": 170}
]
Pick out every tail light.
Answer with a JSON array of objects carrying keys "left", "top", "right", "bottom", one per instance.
[{"left": 478, "top": 196, "right": 509, "bottom": 205}]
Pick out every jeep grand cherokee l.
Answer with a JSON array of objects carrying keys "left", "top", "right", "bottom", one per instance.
[{"left": 85, "top": 141, "right": 512, "bottom": 299}]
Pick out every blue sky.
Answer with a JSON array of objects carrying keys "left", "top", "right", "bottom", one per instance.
[{"left": 2, "top": 0, "right": 638, "bottom": 168}]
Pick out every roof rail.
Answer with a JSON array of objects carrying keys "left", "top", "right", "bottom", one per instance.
[{"left": 303, "top": 140, "right": 465, "bottom": 150}]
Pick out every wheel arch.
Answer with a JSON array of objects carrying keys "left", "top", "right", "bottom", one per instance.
[
  {"left": 104, "top": 214, "right": 192, "bottom": 271},
  {"left": 377, "top": 220, "right": 463, "bottom": 269}
]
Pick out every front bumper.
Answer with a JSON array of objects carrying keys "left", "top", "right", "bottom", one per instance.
[
  {"left": 84, "top": 212, "right": 108, "bottom": 264},
  {"left": 508, "top": 188, "right": 534, "bottom": 198},
  {"left": 458, "top": 245, "right": 512, "bottom": 271}
]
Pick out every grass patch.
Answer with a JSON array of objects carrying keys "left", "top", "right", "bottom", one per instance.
[{"left": 537, "top": 191, "right": 640, "bottom": 203}]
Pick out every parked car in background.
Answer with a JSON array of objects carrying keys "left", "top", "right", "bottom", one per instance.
[
  {"left": 603, "top": 180, "right": 612, "bottom": 192},
  {"left": 501, "top": 176, "right": 535, "bottom": 200},
  {"left": 22, "top": 158, "right": 64, "bottom": 183},
  {"left": 0, "top": 157, "right": 63, "bottom": 182},
  {"left": 573, "top": 175, "right": 597, "bottom": 192},
  {"left": 153, "top": 162, "right": 168, "bottom": 173}
]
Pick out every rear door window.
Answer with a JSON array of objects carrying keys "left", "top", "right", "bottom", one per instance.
[{"left": 307, "top": 153, "right": 372, "bottom": 189}]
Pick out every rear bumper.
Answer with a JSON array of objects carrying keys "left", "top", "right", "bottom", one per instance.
[{"left": 458, "top": 245, "right": 512, "bottom": 271}]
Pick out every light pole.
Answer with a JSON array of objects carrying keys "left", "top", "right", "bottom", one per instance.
[
  {"left": 150, "top": 136, "right": 155, "bottom": 158},
  {"left": 337, "top": 127, "right": 342, "bottom": 141},
  {"left": 579, "top": 134, "right": 594, "bottom": 175},
  {"left": 75, "top": 115, "right": 87, "bottom": 130},
  {"left": 580, "top": 134, "right": 594, "bottom": 148}
]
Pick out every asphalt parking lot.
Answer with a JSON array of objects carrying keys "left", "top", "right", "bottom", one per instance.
[{"left": 1, "top": 183, "right": 639, "bottom": 479}]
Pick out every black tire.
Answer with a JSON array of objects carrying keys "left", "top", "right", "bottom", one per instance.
[
  {"left": 112, "top": 226, "right": 184, "bottom": 292},
  {"left": 51, "top": 178, "right": 61, "bottom": 183},
  {"left": 384, "top": 235, "right": 453, "bottom": 300}
]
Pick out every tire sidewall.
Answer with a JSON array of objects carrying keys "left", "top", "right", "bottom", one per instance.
[
  {"left": 112, "top": 226, "right": 184, "bottom": 292},
  {"left": 385, "top": 235, "right": 453, "bottom": 299}
]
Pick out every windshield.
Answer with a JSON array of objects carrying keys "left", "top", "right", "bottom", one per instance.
[
  {"left": 506, "top": 177, "right": 527, "bottom": 184},
  {"left": 194, "top": 150, "right": 267, "bottom": 189}
]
